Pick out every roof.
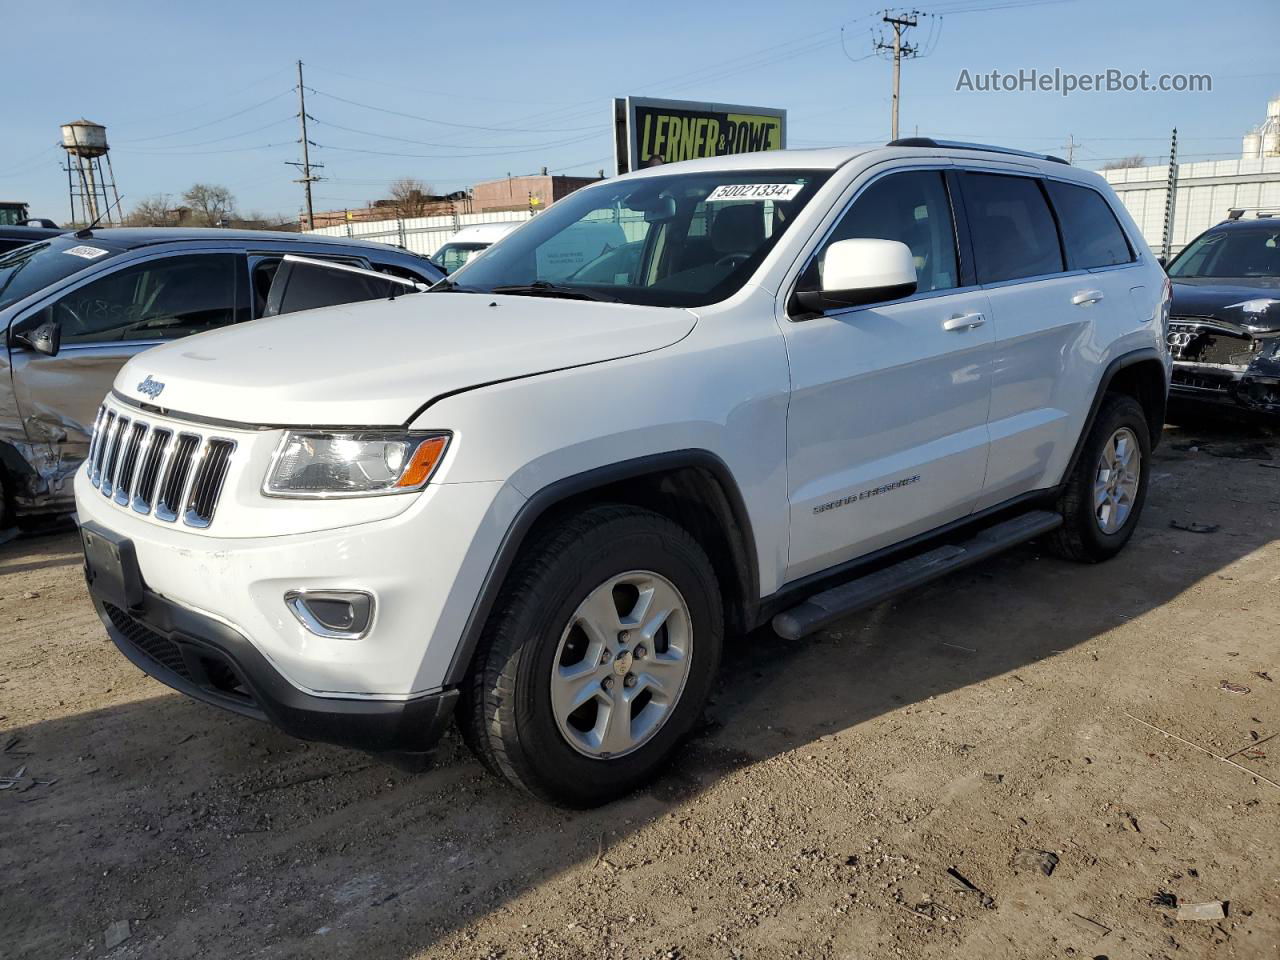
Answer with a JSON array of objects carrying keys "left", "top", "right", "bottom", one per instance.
[
  {"left": 616, "top": 142, "right": 1086, "bottom": 183},
  {"left": 65, "top": 226, "right": 414, "bottom": 253}
]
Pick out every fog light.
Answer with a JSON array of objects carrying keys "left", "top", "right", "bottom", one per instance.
[{"left": 285, "top": 590, "right": 375, "bottom": 639}]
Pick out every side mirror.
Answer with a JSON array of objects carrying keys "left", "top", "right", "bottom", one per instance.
[
  {"left": 12, "top": 316, "right": 61, "bottom": 357},
  {"left": 792, "top": 238, "right": 918, "bottom": 315}
]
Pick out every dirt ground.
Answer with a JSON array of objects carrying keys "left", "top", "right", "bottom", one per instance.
[{"left": 2, "top": 415, "right": 1278, "bottom": 960}]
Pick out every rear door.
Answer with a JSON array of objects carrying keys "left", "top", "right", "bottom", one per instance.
[
  {"left": 9, "top": 251, "right": 241, "bottom": 479},
  {"left": 781, "top": 167, "right": 994, "bottom": 581}
]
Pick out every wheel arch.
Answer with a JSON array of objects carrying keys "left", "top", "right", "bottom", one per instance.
[
  {"left": 443, "top": 450, "right": 760, "bottom": 687},
  {"left": 1063, "top": 347, "right": 1168, "bottom": 482}
]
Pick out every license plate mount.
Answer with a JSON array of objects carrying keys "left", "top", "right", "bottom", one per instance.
[{"left": 81, "top": 522, "right": 145, "bottom": 610}]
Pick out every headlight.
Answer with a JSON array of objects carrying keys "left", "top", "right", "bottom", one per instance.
[{"left": 264, "top": 431, "right": 450, "bottom": 498}]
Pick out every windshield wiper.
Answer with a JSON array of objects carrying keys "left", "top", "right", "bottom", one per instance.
[
  {"left": 488, "top": 281, "right": 619, "bottom": 303},
  {"left": 427, "top": 277, "right": 472, "bottom": 292}
]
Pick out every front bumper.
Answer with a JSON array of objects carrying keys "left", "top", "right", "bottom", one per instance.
[
  {"left": 1168, "top": 318, "right": 1280, "bottom": 415},
  {"left": 83, "top": 520, "right": 459, "bottom": 754}
]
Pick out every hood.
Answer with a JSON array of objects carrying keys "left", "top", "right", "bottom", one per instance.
[
  {"left": 115, "top": 293, "right": 697, "bottom": 426},
  {"left": 1170, "top": 277, "right": 1280, "bottom": 332}
]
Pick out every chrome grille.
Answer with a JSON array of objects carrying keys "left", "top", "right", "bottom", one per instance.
[
  {"left": 99, "top": 416, "right": 129, "bottom": 498},
  {"left": 156, "top": 434, "right": 200, "bottom": 522},
  {"left": 132, "top": 429, "right": 172, "bottom": 513},
  {"left": 86, "top": 405, "right": 236, "bottom": 529},
  {"left": 90, "top": 410, "right": 116, "bottom": 484},
  {"left": 113, "top": 421, "right": 148, "bottom": 505},
  {"left": 184, "top": 439, "right": 236, "bottom": 527}
]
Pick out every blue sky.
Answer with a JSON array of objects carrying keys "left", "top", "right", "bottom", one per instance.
[{"left": 3, "top": 0, "right": 1276, "bottom": 222}]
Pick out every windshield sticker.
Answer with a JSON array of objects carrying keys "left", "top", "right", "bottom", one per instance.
[
  {"left": 705, "top": 183, "right": 804, "bottom": 203},
  {"left": 63, "top": 245, "right": 109, "bottom": 260}
]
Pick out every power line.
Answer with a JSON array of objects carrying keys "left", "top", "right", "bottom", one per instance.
[
  {"left": 311, "top": 131, "right": 603, "bottom": 161},
  {"left": 306, "top": 87, "right": 601, "bottom": 135},
  {"left": 114, "top": 89, "right": 294, "bottom": 143},
  {"left": 309, "top": 117, "right": 605, "bottom": 151}
]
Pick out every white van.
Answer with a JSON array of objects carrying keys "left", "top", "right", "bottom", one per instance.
[{"left": 430, "top": 223, "right": 521, "bottom": 274}]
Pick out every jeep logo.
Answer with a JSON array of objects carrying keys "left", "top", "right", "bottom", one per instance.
[{"left": 136, "top": 375, "right": 166, "bottom": 400}]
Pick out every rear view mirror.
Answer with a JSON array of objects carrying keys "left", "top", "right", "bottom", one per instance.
[
  {"left": 791, "top": 238, "right": 918, "bottom": 315},
  {"left": 642, "top": 195, "right": 677, "bottom": 223},
  {"left": 12, "top": 316, "right": 61, "bottom": 356}
]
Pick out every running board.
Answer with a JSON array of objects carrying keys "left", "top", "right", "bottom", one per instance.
[{"left": 771, "top": 510, "right": 1063, "bottom": 640}]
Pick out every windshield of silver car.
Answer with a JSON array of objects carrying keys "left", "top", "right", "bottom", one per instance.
[{"left": 439, "top": 170, "right": 832, "bottom": 307}]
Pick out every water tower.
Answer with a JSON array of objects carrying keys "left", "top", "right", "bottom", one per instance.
[{"left": 61, "top": 119, "right": 122, "bottom": 226}]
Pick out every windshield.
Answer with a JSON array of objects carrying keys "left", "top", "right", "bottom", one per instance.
[
  {"left": 445, "top": 169, "right": 831, "bottom": 307},
  {"left": 0, "top": 237, "right": 121, "bottom": 311},
  {"left": 1167, "top": 227, "right": 1280, "bottom": 279}
]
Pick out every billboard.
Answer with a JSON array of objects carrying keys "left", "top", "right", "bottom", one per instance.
[{"left": 613, "top": 96, "right": 787, "bottom": 175}]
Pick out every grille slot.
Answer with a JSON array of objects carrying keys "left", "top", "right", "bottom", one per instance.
[
  {"left": 132, "top": 429, "right": 172, "bottom": 513},
  {"left": 87, "top": 406, "right": 107, "bottom": 468},
  {"left": 100, "top": 417, "right": 130, "bottom": 498},
  {"left": 91, "top": 411, "right": 116, "bottom": 486},
  {"left": 113, "top": 422, "right": 148, "bottom": 505},
  {"left": 184, "top": 439, "right": 236, "bottom": 527},
  {"left": 155, "top": 433, "right": 200, "bottom": 522}
]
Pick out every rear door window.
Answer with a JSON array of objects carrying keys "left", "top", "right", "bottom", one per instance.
[
  {"left": 265, "top": 258, "right": 396, "bottom": 317},
  {"left": 1045, "top": 181, "right": 1133, "bottom": 269},
  {"left": 961, "top": 172, "right": 1065, "bottom": 284}
]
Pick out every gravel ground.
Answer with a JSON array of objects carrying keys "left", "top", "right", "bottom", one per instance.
[{"left": 1, "top": 419, "right": 1278, "bottom": 959}]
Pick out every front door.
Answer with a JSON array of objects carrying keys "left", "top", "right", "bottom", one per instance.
[
  {"left": 8, "top": 252, "right": 240, "bottom": 497},
  {"left": 781, "top": 169, "right": 993, "bottom": 582}
]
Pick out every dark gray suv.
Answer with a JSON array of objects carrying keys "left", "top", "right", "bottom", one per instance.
[{"left": 0, "top": 228, "right": 443, "bottom": 524}]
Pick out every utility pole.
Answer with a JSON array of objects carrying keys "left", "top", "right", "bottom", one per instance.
[
  {"left": 1161, "top": 128, "right": 1179, "bottom": 263},
  {"left": 877, "top": 12, "right": 919, "bottom": 141},
  {"left": 286, "top": 59, "right": 323, "bottom": 230},
  {"left": 1062, "top": 133, "right": 1077, "bottom": 164}
]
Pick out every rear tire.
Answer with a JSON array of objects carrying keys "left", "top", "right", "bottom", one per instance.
[
  {"left": 1048, "top": 393, "right": 1151, "bottom": 563},
  {"left": 457, "top": 504, "right": 723, "bottom": 807}
]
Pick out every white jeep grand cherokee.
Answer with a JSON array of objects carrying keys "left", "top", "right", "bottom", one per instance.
[{"left": 75, "top": 140, "right": 1171, "bottom": 806}]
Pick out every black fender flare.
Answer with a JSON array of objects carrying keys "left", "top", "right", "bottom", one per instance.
[
  {"left": 1062, "top": 346, "right": 1168, "bottom": 481},
  {"left": 442, "top": 449, "right": 759, "bottom": 687}
]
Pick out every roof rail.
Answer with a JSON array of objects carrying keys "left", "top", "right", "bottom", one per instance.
[{"left": 888, "top": 137, "right": 1069, "bottom": 165}]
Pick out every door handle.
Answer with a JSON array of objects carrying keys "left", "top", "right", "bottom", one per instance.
[
  {"left": 943, "top": 312, "right": 985, "bottom": 331},
  {"left": 1072, "top": 289, "right": 1105, "bottom": 306}
]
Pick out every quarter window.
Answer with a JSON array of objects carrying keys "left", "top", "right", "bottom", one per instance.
[
  {"left": 53, "top": 254, "right": 238, "bottom": 345},
  {"left": 804, "top": 170, "right": 960, "bottom": 295},
  {"left": 961, "top": 173, "right": 1065, "bottom": 284},
  {"left": 1045, "top": 180, "right": 1133, "bottom": 269}
]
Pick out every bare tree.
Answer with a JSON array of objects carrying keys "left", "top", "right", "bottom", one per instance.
[
  {"left": 181, "top": 183, "right": 236, "bottom": 226},
  {"left": 386, "top": 178, "right": 434, "bottom": 219},
  {"left": 1101, "top": 154, "right": 1147, "bottom": 170},
  {"left": 127, "top": 194, "right": 175, "bottom": 226}
]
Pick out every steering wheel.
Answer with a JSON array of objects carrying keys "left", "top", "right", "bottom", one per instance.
[{"left": 714, "top": 252, "right": 751, "bottom": 269}]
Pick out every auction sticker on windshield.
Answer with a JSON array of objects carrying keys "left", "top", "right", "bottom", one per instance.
[
  {"left": 63, "top": 245, "right": 109, "bottom": 260},
  {"left": 705, "top": 183, "right": 804, "bottom": 202}
]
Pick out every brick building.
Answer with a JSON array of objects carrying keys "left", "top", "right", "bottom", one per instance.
[{"left": 470, "top": 173, "right": 603, "bottom": 213}]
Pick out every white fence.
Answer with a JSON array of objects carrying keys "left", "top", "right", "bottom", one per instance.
[
  {"left": 1102, "top": 156, "right": 1280, "bottom": 253},
  {"left": 305, "top": 210, "right": 535, "bottom": 256}
]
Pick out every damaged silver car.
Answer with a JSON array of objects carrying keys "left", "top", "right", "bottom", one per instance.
[
  {"left": 1165, "top": 215, "right": 1280, "bottom": 414},
  {"left": 0, "top": 229, "right": 443, "bottom": 525}
]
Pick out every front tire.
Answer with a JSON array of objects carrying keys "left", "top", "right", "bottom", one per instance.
[
  {"left": 458, "top": 504, "right": 723, "bottom": 807},
  {"left": 1049, "top": 393, "right": 1152, "bottom": 562}
]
